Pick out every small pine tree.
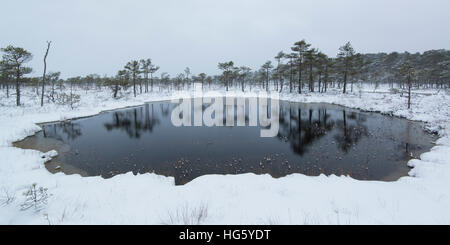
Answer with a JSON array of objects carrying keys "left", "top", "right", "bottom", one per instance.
[
  {"left": 21, "top": 183, "right": 50, "bottom": 211},
  {"left": 337, "top": 42, "right": 356, "bottom": 94}
]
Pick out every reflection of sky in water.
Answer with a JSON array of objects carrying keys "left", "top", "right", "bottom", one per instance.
[{"left": 36, "top": 99, "right": 436, "bottom": 185}]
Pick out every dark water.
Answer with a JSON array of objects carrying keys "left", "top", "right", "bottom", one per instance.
[{"left": 15, "top": 99, "right": 436, "bottom": 185}]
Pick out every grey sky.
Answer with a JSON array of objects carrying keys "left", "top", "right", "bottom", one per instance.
[{"left": 1, "top": 0, "right": 449, "bottom": 78}]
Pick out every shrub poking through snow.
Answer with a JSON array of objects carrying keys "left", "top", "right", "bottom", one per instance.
[
  {"left": 0, "top": 188, "right": 16, "bottom": 206},
  {"left": 20, "top": 183, "right": 51, "bottom": 211},
  {"left": 162, "top": 203, "right": 209, "bottom": 225},
  {"left": 56, "top": 92, "right": 81, "bottom": 109}
]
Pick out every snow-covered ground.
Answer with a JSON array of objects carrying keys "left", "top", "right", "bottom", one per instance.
[{"left": 0, "top": 84, "right": 449, "bottom": 224}]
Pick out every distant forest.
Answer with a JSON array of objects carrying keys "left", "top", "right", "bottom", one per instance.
[{"left": 1, "top": 40, "right": 449, "bottom": 109}]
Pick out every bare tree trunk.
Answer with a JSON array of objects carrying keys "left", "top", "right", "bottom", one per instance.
[
  {"left": 343, "top": 71, "right": 347, "bottom": 94},
  {"left": 41, "top": 41, "right": 51, "bottom": 107},
  {"left": 150, "top": 73, "right": 153, "bottom": 92},
  {"left": 309, "top": 61, "right": 314, "bottom": 92},
  {"left": 226, "top": 75, "right": 229, "bottom": 91},
  {"left": 70, "top": 80, "right": 74, "bottom": 109},
  {"left": 51, "top": 81, "right": 55, "bottom": 102},
  {"left": 408, "top": 76, "right": 411, "bottom": 109},
  {"left": 114, "top": 83, "right": 119, "bottom": 98},
  {"left": 290, "top": 69, "right": 293, "bottom": 93},
  {"left": 280, "top": 78, "right": 284, "bottom": 93},
  {"left": 318, "top": 71, "right": 321, "bottom": 93},
  {"left": 144, "top": 72, "right": 149, "bottom": 93},
  {"left": 6, "top": 79, "right": 9, "bottom": 98},
  {"left": 16, "top": 69, "right": 20, "bottom": 106},
  {"left": 133, "top": 74, "right": 136, "bottom": 97},
  {"left": 298, "top": 62, "right": 302, "bottom": 94}
]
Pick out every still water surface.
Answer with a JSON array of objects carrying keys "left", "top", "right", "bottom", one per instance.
[{"left": 15, "top": 99, "right": 436, "bottom": 185}]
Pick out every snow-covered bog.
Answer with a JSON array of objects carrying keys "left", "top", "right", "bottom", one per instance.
[{"left": 0, "top": 85, "right": 449, "bottom": 224}]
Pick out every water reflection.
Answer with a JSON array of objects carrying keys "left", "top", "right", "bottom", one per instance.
[
  {"left": 333, "top": 111, "right": 369, "bottom": 153},
  {"left": 104, "top": 104, "right": 161, "bottom": 138},
  {"left": 43, "top": 121, "right": 82, "bottom": 141},
  {"left": 277, "top": 106, "right": 369, "bottom": 156},
  {"left": 278, "top": 106, "right": 336, "bottom": 155},
  {"left": 27, "top": 98, "right": 436, "bottom": 185}
]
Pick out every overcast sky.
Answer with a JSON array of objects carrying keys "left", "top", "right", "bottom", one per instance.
[{"left": 1, "top": 0, "right": 449, "bottom": 78}]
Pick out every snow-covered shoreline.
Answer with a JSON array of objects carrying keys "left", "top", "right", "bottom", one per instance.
[{"left": 1, "top": 85, "right": 449, "bottom": 224}]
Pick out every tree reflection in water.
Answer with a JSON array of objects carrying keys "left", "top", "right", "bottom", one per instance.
[
  {"left": 26, "top": 99, "right": 435, "bottom": 185},
  {"left": 333, "top": 110, "right": 369, "bottom": 153},
  {"left": 278, "top": 102, "right": 368, "bottom": 156},
  {"left": 104, "top": 103, "right": 160, "bottom": 138},
  {"left": 42, "top": 121, "right": 82, "bottom": 141}
]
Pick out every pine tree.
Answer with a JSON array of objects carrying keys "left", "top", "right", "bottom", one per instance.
[
  {"left": 218, "top": 61, "right": 234, "bottom": 91},
  {"left": 140, "top": 59, "right": 151, "bottom": 93},
  {"left": 275, "top": 51, "right": 285, "bottom": 92},
  {"left": 1, "top": 45, "right": 33, "bottom": 106},
  {"left": 149, "top": 64, "right": 159, "bottom": 91},
  {"left": 261, "top": 61, "right": 273, "bottom": 91},
  {"left": 48, "top": 71, "right": 61, "bottom": 102},
  {"left": 124, "top": 60, "right": 140, "bottom": 97},
  {"left": 184, "top": 67, "right": 191, "bottom": 88},
  {"left": 238, "top": 66, "right": 251, "bottom": 92},
  {"left": 198, "top": 73, "right": 207, "bottom": 89},
  {"left": 304, "top": 48, "right": 318, "bottom": 92},
  {"left": 337, "top": 42, "right": 355, "bottom": 94},
  {"left": 285, "top": 53, "right": 298, "bottom": 93},
  {"left": 0, "top": 59, "right": 13, "bottom": 98},
  {"left": 399, "top": 60, "right": 416, "bottom": 109},
  {"left": 316, "top": 52, "right": 328, "bottom": 93},
  {"left": 291, "top": 40, "right": 311, "bottom": 94}
]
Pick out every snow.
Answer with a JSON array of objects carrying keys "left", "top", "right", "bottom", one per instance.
[{"left": 0, "top": 85, "right": 449, "bottom": 224}]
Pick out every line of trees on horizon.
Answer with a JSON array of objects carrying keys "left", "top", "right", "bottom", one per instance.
[{"left": 1, "top": 40, "right": 449, "bottom": 109}]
